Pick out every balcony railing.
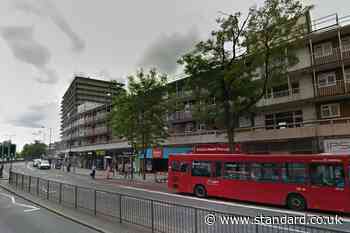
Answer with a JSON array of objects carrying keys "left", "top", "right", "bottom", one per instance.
[
  {"left": 317, "top": 80, "right": 350, "bottom": 97},
  {"left": 258, "top": 88, "right": 301, "bottom": 107},
  {"left": 168, "top": 111, "right": 193, "bottom": 121},
  {"left": 314, "top": 47, "right": 341, "bottom": 65}
]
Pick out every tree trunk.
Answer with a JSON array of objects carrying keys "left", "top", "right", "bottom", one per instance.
[{"left": 221, "top": 77, "right": 235, "bottom": 153}]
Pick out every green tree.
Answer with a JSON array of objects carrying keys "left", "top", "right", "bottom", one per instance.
[
  {"left": 110, "top": 69, "right": 169, "bottom": 179},
  {"left": 178, "top": 0, "right": 309, "bottom": 152},
  {"left": 21, "top": 140, "right": 48, "bottom": 161}
]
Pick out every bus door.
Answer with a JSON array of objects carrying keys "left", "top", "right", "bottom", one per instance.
[
  {"left": 308, "top": 163, "right": 348, "bottom": 212},
  {"left": 169, "top": 160, "right": 191, "bottom": 193},
  {"left": 206, "top": 161, "right": 223, "bottom": 197}
]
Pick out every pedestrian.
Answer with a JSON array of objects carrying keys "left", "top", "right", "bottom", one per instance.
[
  {"left": 67, "top": 163, "right": 71, "bottom": 172},
  {"left": 90, "top": 164, "right": 96, "bottom": 179}
]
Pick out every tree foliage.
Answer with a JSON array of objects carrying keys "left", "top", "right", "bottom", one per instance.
[
  {"left": 178, "top": 0, "right": 310, "bottom": 152},
  {"left": 21, "top": 140, "right": 48, "bottom": 160},
  {"left": 110, "top": 69, "right": 169, "bottom": 157}
]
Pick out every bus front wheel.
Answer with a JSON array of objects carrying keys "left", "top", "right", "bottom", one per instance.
[
  {"left": 287, "top": 194, "right": 306, "bottom": 211},
  {"left": 194, "top": 185, "right": 207, "bottom": 198}
]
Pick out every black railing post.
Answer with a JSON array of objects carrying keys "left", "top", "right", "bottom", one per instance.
[
  {"left": 194, "top": 208, "right": 198, "bottom": 233},
  {"left": 28, "top": 176, "right": 31, "bottom": 193},
  {"left": 119, "top": 194, "right": 122, "bottom": 223},
  {"left": 74, "top": 186, "right": 78, "bottom": 209},
  {"left": 59, "top": 183, "right": 62, "bottom": 204},
  {"left": 8, "top": 171, "right": 12, "bottom": 184},
  {"left": 94, "top": 190, "right": 97, "bottom": 216},
  {"left": 47, "top": 180, "right": 50, "bottom": 200},
  {"left": 21, "top": 175, "right": 24, "bottom": 190},
  {"left": 36, "top": 178, "right": 39, "bottom": 196},
  {"left": 15, "top": 173, "right": 18, "bottom": 188},
  {"left": 151, "top": 200, "right": 154, "bottom": 233}
]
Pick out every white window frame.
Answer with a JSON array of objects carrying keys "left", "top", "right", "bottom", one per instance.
[
  {"left": 318, "top": 72, "right": 337, "bottom": 87},
  {"left": 314, "top": 42, "right": 333, "bottom": 58},
  {"left": 342, "top": 36, "right": 350, "bottom": 52},
  {"left": 239, "top": 116, "right": 252, "bottom": 128},
  {"left": 321, "top": 103, "right": 341, "bottom": 119}
]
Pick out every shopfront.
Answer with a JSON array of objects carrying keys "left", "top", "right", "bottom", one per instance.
[{"left": 139, "top": 146, "right": 193, "bottom": 172}]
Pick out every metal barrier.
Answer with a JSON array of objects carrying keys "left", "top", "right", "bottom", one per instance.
[{"left": 8, "top": 171, "right": 347, "bottom": 233}]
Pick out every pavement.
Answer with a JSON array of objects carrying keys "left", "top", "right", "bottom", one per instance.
[
  {"left": 0, "top": 179, "right": 150, "bottom": 233},
  {"left": 0, "top": 185, "right": 100, "bottom": 233},
  {"left": 5, "top": 162, "right": 350, "bottom": 233}
]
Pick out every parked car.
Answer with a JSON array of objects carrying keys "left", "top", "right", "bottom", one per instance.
[
  {"left": 38, "top": 160, "right": 51, "bottom": 169},
  {"left": 33, "top": 159, "right": 41, "bottom": 167}
]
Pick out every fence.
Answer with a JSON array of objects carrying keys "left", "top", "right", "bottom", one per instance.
[{"left": 8, "top": 171, "right": 347, "bottom": 233}]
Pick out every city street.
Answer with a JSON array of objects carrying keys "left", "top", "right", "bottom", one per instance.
[
  {"left": 6, "top": 162, "right": 350, "bottom": 232},
  {"left": 0, "top": 187, "right": 99, "bottom": 233}
]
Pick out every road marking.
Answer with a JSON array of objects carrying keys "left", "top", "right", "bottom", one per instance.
[
  {"left": 115, "top": 184, "right": 350, "bottom": 223},
  {"left": 0, "top": 192, "right": 40, "bottom": 213}
]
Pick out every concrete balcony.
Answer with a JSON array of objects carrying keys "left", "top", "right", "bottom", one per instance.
[
  {"left": 235, "top": 117, "right": 350, "bottom": 142},
  {"left": 317, "top": 80, "right": 350, "bottom": 97},
  {"left": 168, "top": 111, "right": 193, "bottom": 123},
  {"left": 257, "top": 88, "right": 302, "bottom": 107},
  {"left": 166, "top": 130, "right": 226, "bottom": 145},
  {"left": 166, "top": 117, "right": 350, "bottom": 145},
  {"left": 314, "top": 47, "right": 342, "bottom": 66}
]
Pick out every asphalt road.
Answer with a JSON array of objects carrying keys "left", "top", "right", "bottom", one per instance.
[
  {"left": 6, "top": 162, "right": 350, "bottom": 233},
  {"left": 0, "top": 187, "right": 99, "bottom": 233}
]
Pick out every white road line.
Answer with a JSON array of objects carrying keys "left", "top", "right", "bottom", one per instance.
[
  {"left": 116, "top": 185, "right": 350, "bottom": 223},
  {"left": 0, "top": 192, "right": 40, "bottom": 213}
]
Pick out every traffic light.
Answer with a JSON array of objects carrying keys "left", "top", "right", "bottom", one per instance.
[
  {"left": 10, "top": 144, "right": 16, "bottom": 158},
  {"left": 3, "top": 144, "right": 9, "bottom": 159}
]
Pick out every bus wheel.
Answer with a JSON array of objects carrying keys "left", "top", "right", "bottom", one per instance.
[
  {"left": 194, "top": 185, "right": 207, "bottom": 198},
  {"left": 287, "top": 194, "right": 306, "bottom": 211}
]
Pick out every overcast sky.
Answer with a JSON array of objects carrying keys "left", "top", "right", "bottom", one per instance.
[{"left": 0, "top": 0, "right": 349, "bottom": 150}]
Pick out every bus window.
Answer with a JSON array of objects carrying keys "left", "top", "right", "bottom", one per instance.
[
  {"left": 282, "top": 163, "right": 307, "bottom": 184},
  {"left": 251, "top": 163, "right": 280, "bottom": 182},
  {"left": 180, "top": 163, "right": 189, "bottom": 172},
  {"left": 192, "top": 161, "right": 211, "bottom": 177},
  {"left": 310, "top": 164, "right": 345, "bottom": 188},
  {"left": 171, "top": 161, "right": 180, "bottom": 172},
  {"left": 214, "top": 162, "right": 222, "bottom": 177},
  {"left": 223, "top": 162, "right": 250, "bottom": 180}
]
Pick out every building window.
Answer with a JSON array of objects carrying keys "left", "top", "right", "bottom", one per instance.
[
  {"left": 265, "top": 110, "right": 303, "bottom": 129},
  {"left": 314, "top": 42, "right": 333, "bottom": 58},
  {"left": 320, "top": 103, "right": 340, "bottom": 118},
  {"left": 318, "top": 72, "right": 336, "bottom": 87},
  {"left": 239, "top": 116, "right": 252, "bottom": 128},
  {"left": 342, "top": 37, "right": 350, "bottom": 52}
]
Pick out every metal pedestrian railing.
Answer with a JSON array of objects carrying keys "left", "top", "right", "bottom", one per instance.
[{"left": 8, "top": 171, "right": 348, "bottom": 233}]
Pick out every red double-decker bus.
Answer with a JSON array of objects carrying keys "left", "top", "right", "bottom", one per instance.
[{"left": 168, "top": 153, "right": 350, "bottom": 213}]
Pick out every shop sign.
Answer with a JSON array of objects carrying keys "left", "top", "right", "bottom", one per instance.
[{"left": 152, "top": 148, "right": 162, "bottom": 159}]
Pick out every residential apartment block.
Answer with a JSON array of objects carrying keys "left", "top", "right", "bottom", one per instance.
[
  {"left": 167, "top": 13, "right": 350, "bottom": 154},
  {"left": 59, "top": 13, "right": 350, "bottom": 171}
]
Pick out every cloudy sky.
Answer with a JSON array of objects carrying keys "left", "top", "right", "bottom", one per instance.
[{"left": 0, "top": 0, "right": 349, "bottom": 150}]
